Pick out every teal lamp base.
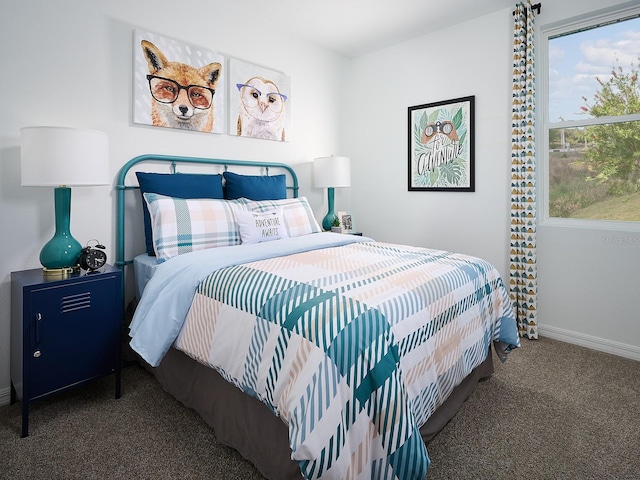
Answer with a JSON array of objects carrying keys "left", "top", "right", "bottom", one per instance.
[
  {"left": 321, "top": 187, "right": 336, "bottom": 231},
  {"left": 40, "top": 186, "right": 82, "bottom": 272}
]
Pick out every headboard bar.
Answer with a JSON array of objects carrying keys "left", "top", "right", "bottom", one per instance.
[{"left": 115, "top": 154, "right": 299, "bottom": 283}]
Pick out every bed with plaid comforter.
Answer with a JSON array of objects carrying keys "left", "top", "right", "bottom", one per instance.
[{"left": 130, "top": 234, "right": 519, "bottom": 479}]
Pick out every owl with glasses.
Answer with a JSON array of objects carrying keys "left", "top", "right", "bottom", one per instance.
[
  {"left": 141, "top": 40, "right": 221, "bottom": 133},
  {"left": 236, "top": 77, "right": 287, "bottom": 141}
]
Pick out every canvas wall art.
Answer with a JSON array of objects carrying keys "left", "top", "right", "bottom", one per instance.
[
  {"left": 229, "top": 59, "right": 291, "bottom": 142},
  {"left": 408, "top": 96, "right": 475, "bottom": 191},
  {"left": 133, "top": 29, "right": 226, "bottom": 134}
]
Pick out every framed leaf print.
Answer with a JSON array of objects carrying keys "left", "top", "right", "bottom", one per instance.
[{"left": 408, "top": 96, "right": 475, "bottom": 191}]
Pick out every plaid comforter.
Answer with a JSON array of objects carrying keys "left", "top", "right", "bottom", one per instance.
[{"left": 173, "top": 240, "right": 519, "bottom": 479}]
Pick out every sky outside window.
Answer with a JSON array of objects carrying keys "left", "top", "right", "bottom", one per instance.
[{"left": 548, "top": 16, "right": 640, "bottom": 122}]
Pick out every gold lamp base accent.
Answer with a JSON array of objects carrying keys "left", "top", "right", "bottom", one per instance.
[{"left": 42, "top": 265, "right": 80, "bottom": 277}]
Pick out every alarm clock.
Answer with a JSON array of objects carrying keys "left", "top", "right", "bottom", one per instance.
[{"left": 78, "top": 239, "right": 107, "bottom": 272}]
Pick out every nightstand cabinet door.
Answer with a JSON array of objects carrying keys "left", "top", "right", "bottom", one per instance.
[
  {"left": 27, "top": 276, "right": 120, "bottom": 399},
  {"left": 10, "top": 266, "right": 122, "bottom": 437}
]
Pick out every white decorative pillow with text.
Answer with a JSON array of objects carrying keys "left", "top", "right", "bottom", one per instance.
[
  {"left": 235, "top": 208, "right": 288, "bottom": 244},
  {"left": 242, "top": 197, "right": 322, "bottom": 238}
]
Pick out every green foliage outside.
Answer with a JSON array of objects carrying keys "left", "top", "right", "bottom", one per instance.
[
  {"left": 582, "top": 61, "right": 640, "bottom": 192},
  {"left": 549, "top": 151, "right": 640, "bottom": 221},
  {"left": 549, "top": 58, "right": 640, "bottom": 221}
]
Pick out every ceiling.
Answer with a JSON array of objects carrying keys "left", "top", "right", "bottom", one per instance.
[{"left": 232, "top": 0, "right": 516, "bottom": 58}]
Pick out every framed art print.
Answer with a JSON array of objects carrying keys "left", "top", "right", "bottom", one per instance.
[
  {"left": 133, "top": 29, "right": 226, "bottom": 134},
  {"left": 338, "top": 211, "right": 354, "bottom": 232},
  {"left": 408, "top": 95, "right": 475, "bottom": 191},
  {"left": 229, "top": 58, "right": 291, "bottom": 142}
]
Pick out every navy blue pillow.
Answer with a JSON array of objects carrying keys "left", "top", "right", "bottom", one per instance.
[
  {"left": 136, "top": 172, "right": 224, "bottom": 255},
  {"left": 223, "top": 171, "right": 287, "bottom": 201}
]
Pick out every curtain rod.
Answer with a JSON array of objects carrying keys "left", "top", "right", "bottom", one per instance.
[{"left": 513, "top": 2, "right": 542, "bottom": 16}]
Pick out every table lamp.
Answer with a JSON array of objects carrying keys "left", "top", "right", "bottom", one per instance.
[
  {"left": 313, "top": 156, "right": 351, "bottom": 231},
  {"left": 21, "top": 126, "right": 110, "bottom": 274}
]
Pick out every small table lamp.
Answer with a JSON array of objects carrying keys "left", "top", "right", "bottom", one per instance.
[
  {"left": 313, "top": 156, "right": 351, "bottom": 231},
  {"left": 21, "top": 126, "right": 110, "bottom": 274}
]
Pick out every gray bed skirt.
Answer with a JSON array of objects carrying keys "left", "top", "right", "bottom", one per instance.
[{"left": 145, "top": 346, "right": 494, "bottom": 479}]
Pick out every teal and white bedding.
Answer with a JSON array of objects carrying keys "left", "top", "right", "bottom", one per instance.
[{"left": 129, "top": 233, "right": 519, "bottom": 479}]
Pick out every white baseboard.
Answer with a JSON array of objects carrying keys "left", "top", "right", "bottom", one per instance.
[
  {"left": 0, "top": 386, "right": 11, "bottom": 407},
  {"left": 539, "top": 325, "right": 640, "bottom": 362}
]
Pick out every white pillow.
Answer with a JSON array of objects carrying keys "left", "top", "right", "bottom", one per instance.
[
  {"left": 242, "top": 197, "right": 322, "bottom": 238},
  {"left": 235, "top": 208, "right": 288, "bottom": 244}
]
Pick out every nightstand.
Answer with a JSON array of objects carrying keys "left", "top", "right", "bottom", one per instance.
[{"left": 10, "top": 265, "right": 123, "bottom": 437}]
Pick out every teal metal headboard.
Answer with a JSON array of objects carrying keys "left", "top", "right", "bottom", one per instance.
[{"left": 115, "top": 154, "right": 299, "bottom": 275}]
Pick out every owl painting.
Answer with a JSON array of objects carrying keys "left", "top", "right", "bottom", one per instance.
[{"left": 236, "top": 76, "right": 287, "bottom": 141}]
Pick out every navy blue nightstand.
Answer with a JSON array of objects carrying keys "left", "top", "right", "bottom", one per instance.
[{"left": 10, "top": 265, "right": 123, "bottom": 437}]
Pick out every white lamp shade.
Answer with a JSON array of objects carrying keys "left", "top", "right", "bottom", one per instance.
[
  {"left": 313, "top": 156, "right": 351, "bottom": 188},
  {"left": 21, "top": 126, "right": 110, "bottom": 187}
]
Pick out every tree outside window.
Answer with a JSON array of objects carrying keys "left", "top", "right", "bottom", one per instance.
[{"left": 546, "top": 14, "right": 640, "bottom": 223}]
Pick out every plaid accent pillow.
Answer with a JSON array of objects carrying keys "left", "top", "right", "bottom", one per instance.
[
  {"left": 143, "top": 193, "right": 248, "bottom": 262},
  {"left": 242, "top": 197, "right": 321, "bottom": 238}
]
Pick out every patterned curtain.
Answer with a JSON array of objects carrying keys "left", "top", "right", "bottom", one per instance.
[{"left": 510, "top": 1, "right": 538, "bottom": 339}]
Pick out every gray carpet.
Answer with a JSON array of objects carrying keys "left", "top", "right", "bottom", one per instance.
[{"left": 1, "top": 337, "right": 638, "bottom": 479}]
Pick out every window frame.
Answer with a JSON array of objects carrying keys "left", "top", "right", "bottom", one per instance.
[{"left": 539, "top": 4, "right": 640, "bottom": 232}]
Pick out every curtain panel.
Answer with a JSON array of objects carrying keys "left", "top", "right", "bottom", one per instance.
[{"left": 510, "top": 1, "right": 538, "bottom": 339}]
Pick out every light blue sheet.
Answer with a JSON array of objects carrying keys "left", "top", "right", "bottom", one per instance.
[{"left": 129, "top": 232, "right": 372, "bottom": 367}]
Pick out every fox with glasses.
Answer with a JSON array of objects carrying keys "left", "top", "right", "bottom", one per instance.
[{"left": 141, "top": 40, "right": 221, "bottom": 132}]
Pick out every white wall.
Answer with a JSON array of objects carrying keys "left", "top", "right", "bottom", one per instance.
[
  {"left": 345, "top": 11, "right": 514, "bottom": 278},
  {"left": 0, "top": 0, "right": 350, "bottom": 402},
  {"left": 345, "top": 0, "right": 640, "bottom": 361}
]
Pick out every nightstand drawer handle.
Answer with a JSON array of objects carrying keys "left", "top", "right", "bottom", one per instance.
[
  {"left": 35, "top": 313, "right": 42, "bottom": 344},
  {"left": 33, "top": 350, "right": 41, "bottom": 358}
]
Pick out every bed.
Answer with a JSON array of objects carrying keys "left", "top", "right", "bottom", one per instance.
[{"left": 116, "top": 154, "right": 519, "bottom": 480}]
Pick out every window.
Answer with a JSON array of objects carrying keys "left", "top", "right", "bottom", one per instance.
[{"left": 543, "top": 8, "right": 640, "bottom": 226}]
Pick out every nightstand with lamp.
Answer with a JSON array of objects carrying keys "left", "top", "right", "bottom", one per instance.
[{"left": 10, "top": 126, "right": 123, "bottom": 437}]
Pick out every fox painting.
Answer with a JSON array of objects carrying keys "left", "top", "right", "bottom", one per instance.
[{"left": 141, "top": 40, "right": 222, "bottom": 133}]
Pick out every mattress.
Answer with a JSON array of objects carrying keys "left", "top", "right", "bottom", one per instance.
[{"left": 133, "top": 253, "right": 158, "bottom": 300}]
